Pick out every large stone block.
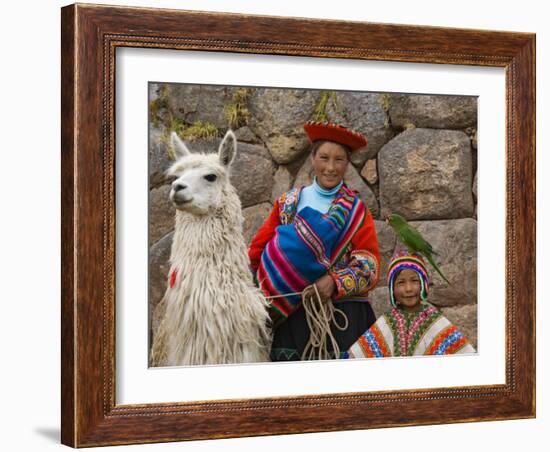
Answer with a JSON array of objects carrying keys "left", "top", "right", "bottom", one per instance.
[
  {"left": 234, "top": 126, "right": 262, "bottom": 144},
  {"left": 366, "top": 286, "right": 391, "bottom": 318},
  {"left": 441, "top": 304, "right": 478, "bottom": 350},
  {"left": 361, "top": 159, "right": 378, "bottom": 185},
  {"left": 473, "top": 171, "right": 478, "bottom": 218},
  {"left": 247, "top": 89, "right": 318, "bottom": 164},
  {"left": 231, "top": 142, "right": 275, "bottom": 208},
  {"left": 243, "top": 203, "right": 274, "bottom": 246},
  {"left": 149, "top": 186, "right": 174, "bottom": 244},
  {"left": 374, "top": 220, "right": 397, "bottom": 284},
  {"left": 293, "top": 156, "right": 314, "bottom": 189},
  {"left": 271, "top": 166, "right": 294, "bottom": 203},
  {"left": 409, "top": 218, "right": 478, "bottom": 307},
  {"left": 389, "top": 94, "right": 477, "bottom": 129},
  {"left": 149, "top": 125, "right": 172, "bottom": 189},
  {"left": 326, "top": 92, "right": 394, "bottom": 167},
  {"left": 379, "top": 128, "right": 474, "bottom": 220},
  {"left": 149, "top": 82, "right": 160, "bottom": 102},
  {"left": 344, "top": 165, "right": 379, "bottom": 218},
  {"left": 164, "top": 84, "right": 238, "bottom": 129},
  {"left": 149, "top": 231, "right": 173, "bottom": 315}
]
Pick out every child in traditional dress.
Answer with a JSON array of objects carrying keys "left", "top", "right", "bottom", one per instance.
[{"left": 345, "top": 251, "right": 475, "bottom": 358}]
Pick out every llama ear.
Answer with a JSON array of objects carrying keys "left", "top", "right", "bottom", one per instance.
[
  {"left": 218, "top": 130, "right": 237, "bottom": 167},
  {"left": 171, "top": 131, "right": 191, "bottom": 159}
]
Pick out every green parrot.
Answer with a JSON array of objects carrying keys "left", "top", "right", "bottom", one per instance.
[{"left": 386, "top": 213, "right": 451, "bottom": 285}]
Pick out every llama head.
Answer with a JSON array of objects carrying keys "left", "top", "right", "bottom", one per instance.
[{"left": 166, "top": 130, "right": 237, "bottom": 215}]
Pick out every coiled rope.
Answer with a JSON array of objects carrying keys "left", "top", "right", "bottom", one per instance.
[{"left": 265, "top": 284, "right": 348, "bottom": 360}]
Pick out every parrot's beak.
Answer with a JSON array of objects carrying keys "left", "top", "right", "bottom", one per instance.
[{"left": 385, "top": 215, "right": 390, "bottom": 224}]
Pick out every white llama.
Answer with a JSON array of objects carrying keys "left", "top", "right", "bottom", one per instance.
[{"left": 151, "top": 130, "right": 271, "bottom": 366}]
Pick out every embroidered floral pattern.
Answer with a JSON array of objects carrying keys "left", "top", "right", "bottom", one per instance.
[
  {"left": 278, "top": 188, "right": 300, "bottom": 225},
  {"left": 389, "top": 309, "right": 408, "bottom": 356},
  {"left": 386, "top": 306, "right": 441, "bottom": 356},
  {"left": 331, "top": 250, "right": 378, "bottom": 299},
  {"left": 406, "top": 307, "right": 439, "bottom": 349}
]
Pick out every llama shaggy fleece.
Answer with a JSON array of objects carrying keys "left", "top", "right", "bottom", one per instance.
[{"left": 151, "top": 131, "right": 271, "bottom": 366}]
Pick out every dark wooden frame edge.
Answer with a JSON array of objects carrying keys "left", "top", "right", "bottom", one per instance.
[{"left": 61, "top": 3, "right": 536, "bottom": 447}]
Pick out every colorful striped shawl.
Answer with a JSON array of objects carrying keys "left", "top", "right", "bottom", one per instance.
[
  {"left": 257, "top": 188, "right": 365, "bottom": 322},
  {"left": 346, "top": 304, "right": 476, "bottom": 358}
]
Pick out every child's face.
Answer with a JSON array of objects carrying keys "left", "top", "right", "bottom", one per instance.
[{"left": 394, "top": 268, "right": 422, "bottom": 310}]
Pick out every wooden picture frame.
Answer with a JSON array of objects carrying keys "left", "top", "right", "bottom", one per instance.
[{"left": 61, "top": 3, "right": 535, "bottom": 447}]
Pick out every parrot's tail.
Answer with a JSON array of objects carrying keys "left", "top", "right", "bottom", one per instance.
[{"left": 426, "top": 254, "right": 451, "bottom": 286}]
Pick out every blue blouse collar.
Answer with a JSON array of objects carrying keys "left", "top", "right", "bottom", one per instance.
[{"left": 313, "top": 177, "right": 343, "bottom": 197}]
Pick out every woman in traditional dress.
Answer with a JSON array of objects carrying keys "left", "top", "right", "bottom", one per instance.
[
  {"left": 345, "top": 251, "right": 476, "bottom": 358},
  {"left": 248, "top": 121, "right": 380, "bottom": 361}
]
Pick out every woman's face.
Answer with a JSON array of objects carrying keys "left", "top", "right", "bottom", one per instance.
[
  {"left": 393, "top": 268, "right": 422, "bottom": 310},
  {"left": 311, "top": 142, "right": 349, "bottom": 189}
]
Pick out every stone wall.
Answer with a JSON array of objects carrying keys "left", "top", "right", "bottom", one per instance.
[{"left": 149, "top": 83, "right": 478, "bottom": 349}]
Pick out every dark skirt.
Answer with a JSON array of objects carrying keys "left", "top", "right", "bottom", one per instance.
[{"left": 270, "top": 301, "right": 376, "bottom": 361}]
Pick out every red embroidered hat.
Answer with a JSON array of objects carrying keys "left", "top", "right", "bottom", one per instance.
[{"left": 303, "top": 121, "right": 368, "bottom": 151}]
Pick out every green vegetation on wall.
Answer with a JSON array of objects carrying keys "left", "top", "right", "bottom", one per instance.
[
  {"left": 224, "top": 88, "right": 251, "bottom": 128},
  {"left": 313, "top": 91, "right": 338, "bottom": 122}
]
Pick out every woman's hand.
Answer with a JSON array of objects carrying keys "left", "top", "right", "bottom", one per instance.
[{"left": 302, "top": 274, "right": 336, "bottom": 304}]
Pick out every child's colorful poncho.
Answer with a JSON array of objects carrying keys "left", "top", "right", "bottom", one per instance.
[{"left": 345, "top": 303, "right": 475, "bottom": 357}]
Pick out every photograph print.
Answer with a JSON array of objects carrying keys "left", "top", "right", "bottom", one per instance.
[{"left": 147, "top": 83, "right": 478, "bottom": 367}]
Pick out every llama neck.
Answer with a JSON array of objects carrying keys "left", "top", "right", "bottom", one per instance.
[{"left": 169, "top": 190, "right": 250, "bottom": 273}]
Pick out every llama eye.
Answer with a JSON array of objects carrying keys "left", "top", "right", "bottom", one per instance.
[{"left": 204, "top": 174, "right": 217, "bottom": 182}]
